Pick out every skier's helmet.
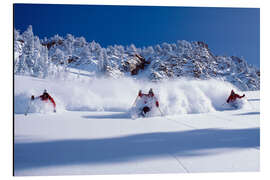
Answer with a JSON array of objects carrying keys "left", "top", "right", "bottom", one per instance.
[
  {"left": 149, "top": 88, "right": 154, "bottom": 97},
  {"left": 231, "top": 90, "right": 235, "bottom": 95},
  {"left": 43, "top": 89, "right": 47, "bottom": 93}
]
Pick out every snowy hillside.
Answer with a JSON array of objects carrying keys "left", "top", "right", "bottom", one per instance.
[
  {"left": 14, "top": 75, "right": 260, "bottom": 176},
  {"left": 14, "top": 26, "right": 260, "bottom": 91}
]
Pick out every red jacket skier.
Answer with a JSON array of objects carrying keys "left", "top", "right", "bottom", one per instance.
[
  {"left": 32, "top": 89, "right": 56, "bottom": 112},
  {"left": 226, "top": 90, "right": 245, "bottom": 103},
  {"left": 137, "top": 88, "right": 159, "bottom": 115}
]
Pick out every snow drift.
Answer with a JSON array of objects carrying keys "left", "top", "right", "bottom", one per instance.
[{"left": 14, "top": 75, "right": 249, "bottom": 115}]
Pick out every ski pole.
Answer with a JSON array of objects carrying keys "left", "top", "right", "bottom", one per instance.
[
  {"left": 24, "top": 96, "right": 35, "bottom": 116},
  {"left": 158, "top": 107, "right": 165, "bottom": 116},
  {"left": 131, "top": 96, "right": 138, "bottom": 107},
  {"left": 24, "top": 100, "right": 32, "bottom": 116}
]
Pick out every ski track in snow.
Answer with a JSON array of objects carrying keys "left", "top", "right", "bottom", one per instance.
[
  {"left": 14, "top": 75, "right": 260, "bottom": 175},
  {"left": 164, "top": 116, "right": 198, "bottom": 129}
]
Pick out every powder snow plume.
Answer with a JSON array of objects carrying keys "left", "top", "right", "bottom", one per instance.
[{"left": 14, "top": 75, "right": 249, "bottom": 115}]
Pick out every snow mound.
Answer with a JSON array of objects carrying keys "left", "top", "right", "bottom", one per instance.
[{"left": 14, "top": 75, "right": 249, "bottom": 115}]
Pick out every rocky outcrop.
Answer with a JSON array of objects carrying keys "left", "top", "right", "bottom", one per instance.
[
  {"left": 42, "top": 40, "right": 63, "bottom": 50},
  {"left": 122, "top": 54, "right": 150, "bottom": 75}
]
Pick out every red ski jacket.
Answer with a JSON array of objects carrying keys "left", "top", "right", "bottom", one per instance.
[
  {"left": 39, "top": 93, "right": 56, "bottom": 108},
  {"left": 226, "top": 93, "right": 245, "bottom": 103},
  {"left": 138, "top": 92, "right": 159, "bottom": 107}
]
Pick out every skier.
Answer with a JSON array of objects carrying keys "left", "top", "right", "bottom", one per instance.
[
  {"left": 31, "top": 89, "right": 56, "bottom": 112},
  {"left": 226, "top": 90, "right": 245, "bottom": 105},
  {"left": 136, "top": 88, "right": 160, "bottom": 117}
]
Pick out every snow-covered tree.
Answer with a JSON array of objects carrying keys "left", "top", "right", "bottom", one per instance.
[
  {"left": 14, "top": 29, "right": 20, "bottom": 41},
  {"left": 141, "top": 46, "right": 154, "bottom": 60},
  {"left": 79, "top": 46, "right": 91, "bottom": 64},
  {"left": 74, "top": 37, "right": 87, "bottom": 47},
  {"left": 52, "top": 48, "right": 65, "bottom": 64},
  {"left": 154, "top": 44, "right": 162, "bottom": 54},
  {"left": 98, "top": 48, "right": 109, "bottom": 73},
  {"left": 127, "top": 44, "right": 137, "bottom": 54},
  {"left": 162, "top": 42, "right": 172, "bottom": 52}
]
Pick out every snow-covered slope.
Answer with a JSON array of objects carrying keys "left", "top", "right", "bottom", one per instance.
[
  {"left": 14, "top": 26, "right": 260, "bottom": 91},
  {"left": 14, "top": 25, "right": 260, "bottom": 176},
  {"left": 14, "top": 75, "right": 248, "bottom": 116},
  {"left": 14, "top": 76, "right": 260, "bottom": 176}
]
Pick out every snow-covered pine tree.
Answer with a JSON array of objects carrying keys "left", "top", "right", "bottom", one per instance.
[
  {"left": 98, "top": 48, "right": 109, "bottom": 74},
  {"left": 21, "top": 25, "right": 35, "bottom": 75}
]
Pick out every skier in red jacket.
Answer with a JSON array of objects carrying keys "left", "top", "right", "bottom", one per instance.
[
  {"left": 31, "top": 89, "right": 56, "bottom": 112},
  {"left": 226, "top": 90, "right": 245, "bottom": 104},
  {"left": 137, "top": 88, "right": 159, "bottom": 116}
]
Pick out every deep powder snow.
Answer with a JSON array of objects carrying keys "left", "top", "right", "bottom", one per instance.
[{"left": 14, "top": 75, "right": 249, "bottom": 115}]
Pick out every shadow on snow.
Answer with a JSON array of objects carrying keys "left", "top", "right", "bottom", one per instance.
[
  {"left": 247, "top": 99, "right": 260, "bottom": 102},
  {"left": 82, "top": 112, "right": 131, "bottom": 119},
  {"left": 234, "top": 112, "right": 260, "bottom": 116},
  {"left": 14, "top": 128, "right": 260, "bottom": 171}
]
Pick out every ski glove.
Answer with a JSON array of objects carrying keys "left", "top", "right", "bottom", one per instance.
[{"left": 31, "top": 95, "right": 35, "bottom": 100}]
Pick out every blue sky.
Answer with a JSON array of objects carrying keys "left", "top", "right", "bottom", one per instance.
[{"left": 14, "top": 4, "right": 260, "bottom": 67}]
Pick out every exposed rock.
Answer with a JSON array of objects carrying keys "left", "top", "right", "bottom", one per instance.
[
  {"left": 42, "top": 40, "right": 63, "bottom": 50},
  {"left": 122, "top": 54, "right": 150, "bottom": 75}
]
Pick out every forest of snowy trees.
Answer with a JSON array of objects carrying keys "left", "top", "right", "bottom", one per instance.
[{"left": 14, "top": 26, "right": 260, "bottom": 90}]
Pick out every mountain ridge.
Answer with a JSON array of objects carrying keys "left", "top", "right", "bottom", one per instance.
[{"left": 14, "top": 26, "right": 260, "bottom": 90}]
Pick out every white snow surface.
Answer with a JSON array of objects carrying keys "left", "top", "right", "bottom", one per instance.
[{"left": 14, "top": 75, "right": 260, "bottom": 176}]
